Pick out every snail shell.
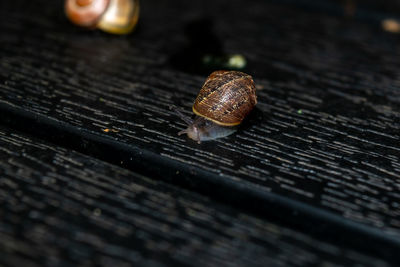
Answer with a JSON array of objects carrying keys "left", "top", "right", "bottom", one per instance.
[
  {"left": 178, "top": 70, "right": 257, "bottom": 143},
  {"left": 65, "top": 0, "right": 140, "bottom": 34}
]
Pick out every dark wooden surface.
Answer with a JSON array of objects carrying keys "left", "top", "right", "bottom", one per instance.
[
  {"left": 1, "top": 0, "right": 400, "bottom": 265},
  {"left": 1, "top": 125, "right": 394, "bottom": 266}
]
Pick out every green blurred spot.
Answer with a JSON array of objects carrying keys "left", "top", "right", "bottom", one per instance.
[
  {"left": 201, "top": 54, "right": 247, "bottom": 70},
  {"left": 227, "top": 54, "right": 246, "bottom": 69}
]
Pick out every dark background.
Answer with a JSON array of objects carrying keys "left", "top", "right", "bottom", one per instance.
[{"left": 1, "top": 0, "right": 400, "bottom": 266}]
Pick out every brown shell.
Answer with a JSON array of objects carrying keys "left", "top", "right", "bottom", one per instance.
[
  {"left": 193, "top": 70, "right": 257, "bottom": 126},
  {"left": 65, "top": 0, "right": 110, "bottom": 27}
]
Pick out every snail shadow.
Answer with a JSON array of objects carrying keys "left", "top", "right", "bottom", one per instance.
[
  {"left": 169, "top": 18, "right": 230, "bottom": 75},
  {"left": 194, "top": 107, "right": 264, "bottom": 151},
  {"left": 237, "top": 107, "right": 265, "bottom": 134},
  {"left": 194, "top": 107, "right": 264, "bottom": 148}
]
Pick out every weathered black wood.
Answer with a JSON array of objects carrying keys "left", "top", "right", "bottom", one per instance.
[
  {"left": 1, "top": 126, "right": 394, "bottom": 266},
  {"left": 1, "top": 0, "right": 400, "bottom": 264}
]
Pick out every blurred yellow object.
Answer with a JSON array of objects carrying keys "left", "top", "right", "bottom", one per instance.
[
  {"left": 382, "top": 18, "right": 400, "bottom": 33},
  {"left": 97, "top": 0, "right": 140, "bottom": 34}
]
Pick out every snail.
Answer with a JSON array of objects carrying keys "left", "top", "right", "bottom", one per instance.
[
  {"left": 65, "top": 0, "right": 140, "bottom": 34},
  {"left": 177, "top": 70, "right": 257, "bottom": 143}
]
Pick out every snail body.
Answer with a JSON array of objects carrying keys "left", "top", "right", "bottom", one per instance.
[
  {"left": 65, "top": 0, "right": 139, "bottom": 34},
  {"left": 180, "top": 116, "right": 238, "bottom": 143},
  {"left": 178, "top": 70, "right": 257, "bottom": 143}
]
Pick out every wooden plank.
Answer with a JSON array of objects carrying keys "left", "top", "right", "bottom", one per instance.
[
  {"left": 0, "top": 126, "right": 394, "bottom": 266},
  {"left": 1, "top": 0, "right": 400, "bottom": 249}
]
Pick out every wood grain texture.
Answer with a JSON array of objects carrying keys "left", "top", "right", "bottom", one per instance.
[
  {"left": 0, "top": 0, "right": 400, "bottom": 252},
  {"left": 0, "top": 126, "right": 393, "bottom": 266}
]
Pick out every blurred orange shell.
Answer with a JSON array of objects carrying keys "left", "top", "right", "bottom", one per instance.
[{"left": 65, "top": 0, "right": 140, "bottom": 34}]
